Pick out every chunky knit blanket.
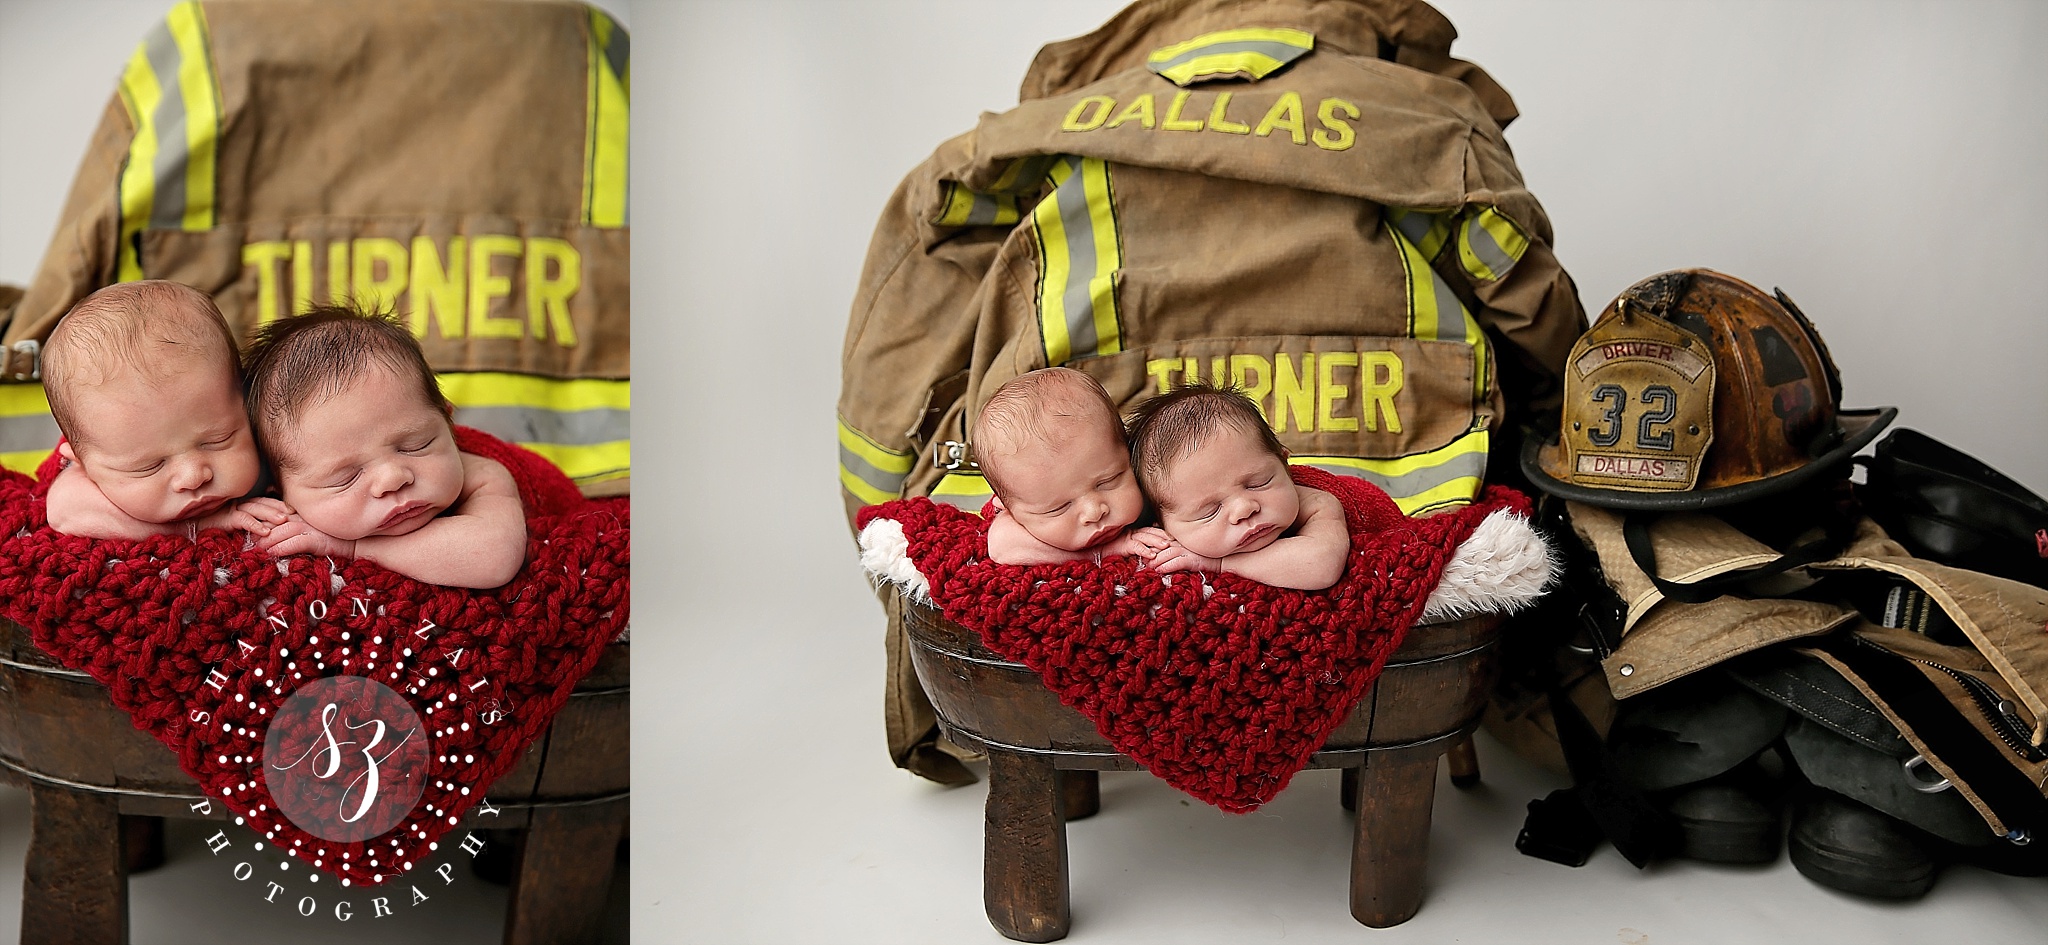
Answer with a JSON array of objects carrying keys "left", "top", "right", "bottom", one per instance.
[
  {"left": 0, "top": 427, "right": 628, "bottom": 886},
  {"left": 857, "top": 468, "right": 1549, "bottom": 811}
]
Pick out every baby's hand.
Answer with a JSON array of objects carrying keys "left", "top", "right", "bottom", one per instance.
[
  {"left": 1149, "top": 540, "right": 1223, "bottom": 575},
  {"left": 204, "top": 497, "right": 292, "bottom": 536},
  {"left": 1116, "top": 527, "right": 1174, "bottom": 560},
  {"left": 259, "top": 514, "right": 357, "bottom": 560}
]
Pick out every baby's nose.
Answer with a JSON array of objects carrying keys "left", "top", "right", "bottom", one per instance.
[
  {"left": 369, "top": 462, "right": 414, "bottom": 497},
  {"left": 170, "top": 458, "right": 213, "bottom": 491}
]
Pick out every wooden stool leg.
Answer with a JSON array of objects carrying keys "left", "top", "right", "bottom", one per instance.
[
  {"left": 1349, "top": 744, "right": 1442, "bottom": 928},
  {"left": 23, "top": 785, "right": 126, "bottom": 945},
  {"left": 119, "top": 816, "right": 164, "bottom": 875},
  {"left": 1056, "top": 770, "right": 1099, "bottom": 822},
  {"left": 1340, "top": 766, "right": 1359, "bottom": 812},
  {"left": 984, "top": 750, "right": 1070, "bottom": 943},
  {"left": 503, "top": 801, "right": 627, "bottom": 945},
  {"left": 1445, "top": 732, "right": 1481, "bottom": 789}
]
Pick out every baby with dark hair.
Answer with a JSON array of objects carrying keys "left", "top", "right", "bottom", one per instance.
[
  {"left": 42, "top": 280, "right": 287, "bottom": 539},
  {"left": 1127, "top": 383, "right": 1349, "bottom": 590},
  {"left": 973, "top": 367, "right": 1165, "bottom": 565},
  {"left": 244, "top": 304, "right": 526, "bottom": 589}
]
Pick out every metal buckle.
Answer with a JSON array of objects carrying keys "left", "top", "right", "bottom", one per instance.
[
  {"left": 6, "top": 339, "right": 38, "bottom": 382},
  {"left": 1901, "top": 754, "right": 1952, "bottom": 794},
  {"left": 934, "top": 440, "right": 976, "bottom": 471}
]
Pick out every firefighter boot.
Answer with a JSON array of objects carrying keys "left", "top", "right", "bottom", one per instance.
[{"left": 1789, "top": 787, "right": 1937, "bottom": 899}]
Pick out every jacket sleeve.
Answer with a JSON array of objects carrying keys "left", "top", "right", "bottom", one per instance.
[
  {"left": 837, "top": 132, "right": 1009, "bottom": 532},
  {"left": 4, "top": 96, "right": 132, "bottom": 351}
]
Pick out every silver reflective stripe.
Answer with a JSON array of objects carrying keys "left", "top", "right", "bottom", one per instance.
[
  {"left": 1464, "top": 217, "right": 1517, "bottom": 278},
  {"left": 837, "top": 444, "right": 908, "bottom": 495},
  {"left": 0, "top": 413, "right": 60, "bottom": 454},
  {"left": 1423, "top": 266, "right": 1465, "bottom": 341},
  {"left": 1391, "top": 210, "right": 1435, "bottom": 247},
  {"left": 931, "top": 491, "right": 989, "bottom": 512},
  {"left": 451, "top": 406, "right": 628, "bottom": 446},
  {"left": 1053, "top": 157, "right": 1101, "bottom": 357},
  {"left": 142, "top": 22, "right": 191, "bottom": 230},
  {"left": 1304, "top": 450, "right": 1487, "bottom": 497},
  {"left": 966, "top": 191, "right": 1003, "bottom": 226},
  {"left": 1148, "top": 39, "right": 1310, "bottom": 75},
  {"left": 601, "top": 17, "right": 629, "bottom": 81}
]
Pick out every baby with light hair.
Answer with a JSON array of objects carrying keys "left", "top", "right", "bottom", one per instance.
[
  {"left": 974, "top": 367, "right": 1165, "bottom": 565},
  {"left": 41, "top": 280, "right": 288, "bottom": 539},
  {"left": 1126, "top": 382, "right": 1349, "bottom": 590}
]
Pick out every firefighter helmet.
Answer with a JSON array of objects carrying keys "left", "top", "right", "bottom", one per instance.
[{"left": 1523, "top": 269, "right": 1895, "bottom": 511}]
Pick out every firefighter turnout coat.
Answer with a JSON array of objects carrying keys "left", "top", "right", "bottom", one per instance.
[
  {"left": 839, "top": 0, "right": 1588, "bottom": 778},
  {"left": 0, "top": 0, "right": 629, "bottom": 494}
]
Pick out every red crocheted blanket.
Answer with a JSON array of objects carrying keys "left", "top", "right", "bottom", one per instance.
[
  {"left": 0, "top": 427, "right": 627, "bottom": 886},
  {"left": 859, "top": 467, "right": 1528, "bottom": 812}
]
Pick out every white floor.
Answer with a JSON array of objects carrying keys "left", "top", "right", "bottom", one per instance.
[
  {"left": 0, "top": 784, "right": 627, "bottom": 943},
  {"left": 651, "top": 584, "right": 2048, "bottom": 944}
]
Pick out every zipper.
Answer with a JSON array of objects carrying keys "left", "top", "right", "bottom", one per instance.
[{"left": 1854, "top": 636, "right": 2044, "bottom": 763}]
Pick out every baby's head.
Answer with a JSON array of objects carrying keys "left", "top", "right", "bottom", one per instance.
[
  {"left": 1128, "top": 383, "right": 1296, "bottom": 559},
  {"left": 244, "top": 304, "right": 464, "bottom": 541},
  {"left": 975, "top": 367, "right": 1143, "bottom": 552},
  {"left": 43, "top": 280, "right": 260, "bottom": 523}
]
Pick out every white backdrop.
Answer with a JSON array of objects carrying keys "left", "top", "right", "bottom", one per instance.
[{"left": 5, "top": 2, "right": 2047, "bottom": 942}]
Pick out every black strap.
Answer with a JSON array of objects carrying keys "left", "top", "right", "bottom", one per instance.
[
  {"left": 1622, "top": 511, "right": 1848, "bottom": 605},
  {"left": 1532, "top": 684, "right": 1676, "bottom": 868},
  {"left": 1820, "top": 635, "right": 2047, "bottom": 833}
]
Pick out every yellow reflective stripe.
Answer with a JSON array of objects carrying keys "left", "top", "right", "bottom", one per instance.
[
  {"left": 165, "top": 3, "right": 218, "bottom": 231},
  {"left": 115, "top": 41, "right": 163, "bottom": 281},
  {"left": 1386, "top": 208, "right": 1454, "bottom": 260},
  {"left": 1031, "top": 156, "right": 1122, "bottom": 365},
  {"left": 436, "top": 373, "right": 629, "bottom": 485},
  {"left": 837, "top": 419, "right": 913, "bottom": 506},
  {"left": 437, "top": 373, "right": 628, "bottom": 412},
  {"left": 518, "top": 440, "right": 630, "bottom": 485},
  {"left": 1, "top": 451, "right": 49, "bottom": 477},
  {"left": 934, "top": 182, "right": 1023, "bottom": 227},
  {"left": 931, "top": 472, "right": 994, "bottom": 514},
  {"left": 1298, "top": 428, "right": 1489, "bottom": 515},
  {"left": 1146, "top": 28, "right": 1314, "bottom": 86},
  {"left": 0, "top": 385, "right": 58, "bottom": 476},
  {"left": 583, "top": 7, "right": 630, "bottom": 228},
  {"left": 1457, "top": 206, "right": 1530, "bottom": 283},
  {"left": 1387, "top": 220, "right": 1488, "bottom": 404},
  {"left": 115, "top": 2, "right": 220, "bottom": 282}
]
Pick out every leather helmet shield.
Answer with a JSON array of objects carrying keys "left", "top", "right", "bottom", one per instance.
[
  {"left": 1547, "top": 304, "right": 1714, "bottom": 492},
  {"left": 1526, "top": 269, "right": 1897, "bottom": 510}
]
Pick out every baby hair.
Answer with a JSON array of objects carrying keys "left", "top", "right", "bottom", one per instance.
[
  {"left": 43, "top": 280, "right": 241, "bottom": 448},
  {"left": 974, "top": 367, "right": 1122, "bottom": 497},
  {"left": 243, "top": 303, "right": 445, "bottom": 469},
  {"left": 1126, "top": 382, "right": 1288, "bottom": 504}
]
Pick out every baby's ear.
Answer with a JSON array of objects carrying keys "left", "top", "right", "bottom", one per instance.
[
  {"left": 57, "top": 441, "right": 76, "bottom": 463},
  {"left": 989, "top": 495, "right": 1006, "bottom": 512}
]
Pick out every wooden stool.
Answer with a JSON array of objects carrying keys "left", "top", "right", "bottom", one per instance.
[
  {"left": 903, "top": 600, "right": 1500, "bottom": 942},
  {"left": 0, "top": 619, "right": 627, "bottom": 945}
]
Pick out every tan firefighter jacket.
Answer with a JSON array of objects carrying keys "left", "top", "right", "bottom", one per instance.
[
  {"left": 0, "top": 0, "right": 629, "bottom": 495},
  {"left": 1569, "top": 502, "right": 2048, "bottom": 836},
  {"left": 839, "top": 0, "right": 1589, "bottom": 779}
]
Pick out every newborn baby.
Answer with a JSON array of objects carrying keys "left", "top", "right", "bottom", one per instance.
[
  {"left": 1127, "top": 383, "right": 1349, "bottom": 590},
  {"left": 973, "top": 367, "right": 1164, "bottom": 565}
]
